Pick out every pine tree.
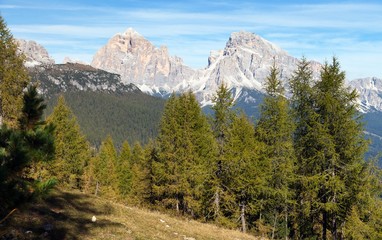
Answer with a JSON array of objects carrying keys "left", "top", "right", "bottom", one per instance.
[
  {"left": 0, "top": 84, "right": 54, "bottom": 213},
  {"left": 256, "top": 61, "right": 295, "bottom": 239},
  {"left": 46, "top": 96, "right": 91, "bottom": 189},
  {"left": 0, "top": 16, "right": 29, "bottom": 128}
]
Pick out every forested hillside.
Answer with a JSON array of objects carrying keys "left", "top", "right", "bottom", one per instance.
[{"left": 44, "top": 91, "right": 165, "bottom": 148}]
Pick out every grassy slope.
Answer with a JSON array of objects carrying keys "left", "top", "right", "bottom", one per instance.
[{"left": 1, "top": 189, "right": 263, "bottom": 240}]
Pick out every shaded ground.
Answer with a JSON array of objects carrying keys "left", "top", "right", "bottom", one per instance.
[{"left": 0, "top": 189, "right": 263, "bottom": 240}]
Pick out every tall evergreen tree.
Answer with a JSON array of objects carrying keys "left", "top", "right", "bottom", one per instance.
[
  {"left": 0, "top": 84, "right": 54, "bottom": 213},
  {"left": 116, "top": 140, "right": 132, "bottom": 198},
  {"left": 256, "top": 62, "right": 295, "bottom": 239},
  {"left": 289, "top": 57, "right": 323, "bottom": 238},
  {"left": 0, "top": 16, "right": 29, "bottom": 128},
  {"left": 290, "top": 57, "right": 371, "bottom": 239},
  {"left": 313, "top": 57, "right": 368, "bottom": 239},
  {"left": 129, "top": 142, "right": 152, "bottom": 205},
  {"left": 92, "top": 135, "right": 118, "bottom": 198},
  {"left": 46, "top": 96, "right": 91, "bottom": 189},
  {"left": 224, "top": 113, "right": 266, "bottom": 233},
  {"left": 154, "top": 92, "right": 216, "bottom": 217},
  {"left": 208, "top": 83, "right": 235, "bottom": 222}
]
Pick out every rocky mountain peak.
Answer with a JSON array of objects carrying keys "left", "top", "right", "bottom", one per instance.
[
  {"left": 16, "top": 39, "right": 55, "bottom": 67},
  {"left": 225, "top": 31, "right": 286, "bottom": 56},
  {"left": 123, "top": 27, "right": 143, "bottom": 38},
  {"left": 349, "top": 77, "right": 382, "bottom": 112},
  {"left": 91, "top": 28, "right": 196, "bottom": 92}
]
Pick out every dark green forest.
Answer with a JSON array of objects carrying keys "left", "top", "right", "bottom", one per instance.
[{"left": 44, "top": 91, "right": 165, "bottom": 148}]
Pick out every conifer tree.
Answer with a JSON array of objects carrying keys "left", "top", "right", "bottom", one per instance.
[
  {"left": 208, "top": 83, "right": 235, "bottom": 222},
  {"left": 0, "top": 85, "right": 54, "bottom": 212},
  {"left": 256, "top": 62, "right": 295, "bottom": 238},
  {"left": 290, "top": 57, "right": 372, "bottom": 239},
  {"left": 313, "top": 57, "right": 368, "bottom": 239},
  {"left": 0, "top": 16, "right": 30, "bottom": 128},
  {"left": 129, "top": 142, "right": 152, "bottom": 205},
  {"left": 92, "top": 135, "right": 118, "bottom": 197},
  {"left": 289, "top": 57, "right": 323, "bottom": 238},
  {"left": 224, "top": 113, "right": 266, "bottom": 233},
  {"left": 46, "top": 96, "right": 91, "bottom": 189},
  {"left": 154, "top": 92, "right": 216, "bottom": 217},
  {"left": 116, "top": 140, "right": 132, "bottom": 198}
]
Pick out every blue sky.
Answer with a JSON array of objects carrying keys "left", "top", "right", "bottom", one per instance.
[{"left": 1, "top": 0, "right": 381, "bottom": 80}]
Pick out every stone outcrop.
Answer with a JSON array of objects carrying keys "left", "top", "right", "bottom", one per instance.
[
  {"left": 16, "top": 39, "right": 55, "bottom": 67},
  {"left": 91, "top": 28, "right": 196, "bottom": 92}
]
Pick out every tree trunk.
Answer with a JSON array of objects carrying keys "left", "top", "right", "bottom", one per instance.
[
  {"left": 214, "top": 188, "right": 220, "bottom": 218},
  {"left": 272, "top": 213, "right": 278, "bottom": 240},
  {"left": 95, "top": 181, "right": 99, "bottom": 196},
  {"left": 176, "top": 197, "right": 179, "bottom": 213},
  {"left": 323, "top": 210, "right": 327, "bottom": 240},
  {"left": 285, "top": 205, "right": 288, "bottom": 240},
  {"left": 241, "top": 203, "right": 246, "bottom": 233}
]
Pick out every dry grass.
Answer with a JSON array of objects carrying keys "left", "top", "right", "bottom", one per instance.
[{"left": 1, "top": 189, "right": 265, "bottom": 240}]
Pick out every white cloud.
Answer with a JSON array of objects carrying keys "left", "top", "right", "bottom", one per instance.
[{"left": 4, "top": 1, "right": 381, "bottom": 79}]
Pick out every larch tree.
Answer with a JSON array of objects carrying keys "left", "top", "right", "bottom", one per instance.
[
  {"left": 153, "top": 92, "right": 216, "bottom": 217},
  {"left": 129, "top": 142, "right": 152, "bottom": 205},
  {"left": 255, "top": 61, "right": 295, "bottom": 239},
  {"left": 116, "top": 140, "right": 132, "bottom": 198},
  {"left": 289, "top": 57, "right": 323, "bottom": 238},
  {"left": 208, "top": 83, "right": 236, "bottom": 222},
  {"left": 313, "top": 57, "right": 368, "bottom": 239},
  {"left": 224, "top": 112, "right": 266, "bottom": 233},
  {"left": 290, "top": 57, "right": 372, "bottom": 239},
  {"left": 92, "top": 135, "right": 118, "bottom": 198},
  {"left": 46, "top": 96, "right": 91, "bottom": 189},
  {"left": 0, "top": 15, "right": 30, "bottom": 128}
]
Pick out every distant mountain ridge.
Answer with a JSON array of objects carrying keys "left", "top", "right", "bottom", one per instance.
[
  {"left": 91, "top": 29, "right": 323, "bottom": 105},
  {"left": 15, "top": 33, "right": 382, "bottom": 161},
  {"left": 16, "top": 32, "right": 381, "bottom": 113}
]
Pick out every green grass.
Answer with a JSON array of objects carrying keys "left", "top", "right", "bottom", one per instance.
[{"left": 1, "top": 189, "right": 264, "bottom": 240}]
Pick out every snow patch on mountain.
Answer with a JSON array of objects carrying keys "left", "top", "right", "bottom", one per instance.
[{"left": 349, "top": 77, "right": 382, "bottom": 112}]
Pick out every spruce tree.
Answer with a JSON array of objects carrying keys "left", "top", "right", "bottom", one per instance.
[
  {"left": 256, "top": 62, "right": 295, "bottom": 239},
  {"left": 0, "top": 16, "right": 29, "bottom": 128}
]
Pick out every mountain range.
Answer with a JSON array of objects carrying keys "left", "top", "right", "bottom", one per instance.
[{"left": 16, "top": 29, "right": 382, "bottom": 160}]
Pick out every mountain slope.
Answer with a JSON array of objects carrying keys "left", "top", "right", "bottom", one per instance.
[
  {"left": 44, "top": 91, "right": 165, "bottom": 148},
  {"left": 27, "top": 62, "right": 165, "bottom": 147},
  {"left": 1, "top": 189, "right": 261, "bottom": 240}
]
